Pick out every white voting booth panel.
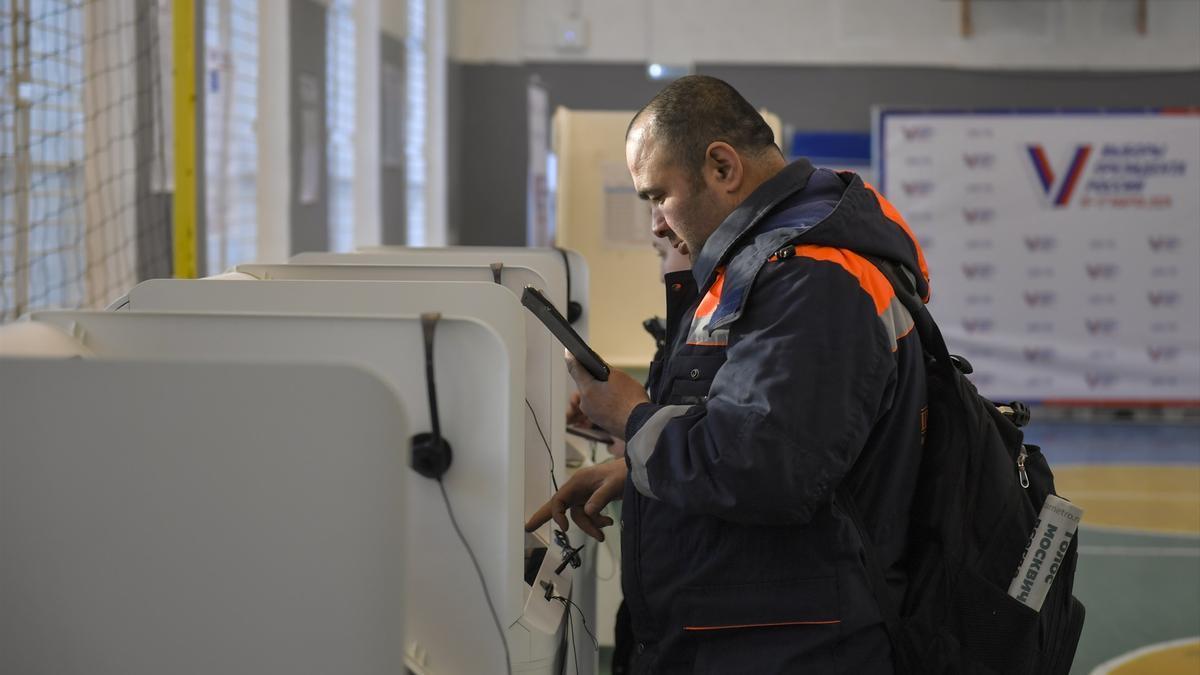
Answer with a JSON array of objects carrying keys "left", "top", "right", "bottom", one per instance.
[
  {"left": 23, "top": 304, "right": 564, "bottom": 674},
  {"left": 240, "top": 260, "right": 564, "bottom": 310},
  {"left": 0, "top": 358, "right": 409, "bottom": 675},
  {"left": 231, "top": 264, "right": 568, "bottom": 462},
  {"left": 0, "top": 320, "right": 93, "bottom": 356},
  {"left": 138, "top": 273, "right": 598, "bottom": 674},
  {"left": 227, "top": 261, "right": 598, "bottom": 668},
  {"left": 124, "top": 278, "right": 564, "bottom": 534},
  {"left": 291, "top": 246, "right": 592, "bottom": 339}
]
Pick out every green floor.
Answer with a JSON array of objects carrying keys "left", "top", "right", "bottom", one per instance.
[{"left": 1070, "top": 527, "right": 1200, "bottom": 674}]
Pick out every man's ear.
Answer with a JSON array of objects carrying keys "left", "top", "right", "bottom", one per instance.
[{"left": 705, "top": 141, "right": 743, "bottom": 193}]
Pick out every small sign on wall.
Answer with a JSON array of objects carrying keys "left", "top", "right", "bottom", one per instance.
[
  {"left": 298, "top": 73, "right": 321, "bottom": 206},
  {"left": 601, "top": 161, "right": 653, "bottom": 247},
  {"left": 382, "top": 62, "right": 404, "bottom": 169}
]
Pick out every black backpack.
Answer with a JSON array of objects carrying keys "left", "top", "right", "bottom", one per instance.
[{"left": 841, "top": 258, "right": 1086, "bottom": 674}]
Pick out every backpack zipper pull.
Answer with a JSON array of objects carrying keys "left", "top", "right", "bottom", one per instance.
[{"left": 1017, "top": 446, "right": 1030, "bottom": 489}]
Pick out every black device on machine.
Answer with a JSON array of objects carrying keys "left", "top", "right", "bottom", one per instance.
[
  {"left": 520, "top": 286, "right": 610, "bottom": 381},
  {"left": 565, "top": 424, "right": 614, "bottom": 445}
]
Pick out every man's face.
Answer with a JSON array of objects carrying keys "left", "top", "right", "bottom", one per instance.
[{"left": 627, "top": 122, "right": 725, "bottom": 262}]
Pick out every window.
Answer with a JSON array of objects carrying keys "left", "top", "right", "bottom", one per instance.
[
  {"left": 1, "top": 1, "right": 88, "bottom": 320},
  {"left": 326, "top": 0, "right": 354, "bottom": 252},
  {"left": 405, "top": 0, "right": 425, "bottom": 245}
]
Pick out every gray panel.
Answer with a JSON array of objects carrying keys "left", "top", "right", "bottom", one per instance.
[
  {"left": 446, "top": 60, "right": 464, "bottom": 243},
  {"left": 290, "top": 0, "right": 329, "bottom": 255},
  {"left": 452, "top": 64, "right": 530, "bottom": 246},
  {"left": 381, "top": 33, "right": 406, "bottom": 245},
  {"left": 449, "top": 61, "right": 1200, "bottom": 246},
  {"left": 450, "top": 63, "right": 665, "bottom": 247},
  {"left": 134, "top": 0, "right": 175, "bottom": 280}
]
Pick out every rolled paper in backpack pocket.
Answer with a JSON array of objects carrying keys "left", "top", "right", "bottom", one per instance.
[{"left": 1007, "top": 494, "right": 1084, "bottom": 612}]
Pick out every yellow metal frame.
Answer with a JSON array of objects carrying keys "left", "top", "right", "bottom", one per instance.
[{"left": 172, "top": 0, "right": 198, "bottom": 278}]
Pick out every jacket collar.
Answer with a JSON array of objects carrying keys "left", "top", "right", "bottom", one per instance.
[{"left": 691, "top": 158, "right": 815, "bottom": 289}]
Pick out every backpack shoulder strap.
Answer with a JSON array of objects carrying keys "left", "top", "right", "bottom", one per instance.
[
  {"left": 867, "top": 256, "right": 955, "bottom": 380},
  {"left": 837, "top": 255, "right": 949, "bottom": 674}
]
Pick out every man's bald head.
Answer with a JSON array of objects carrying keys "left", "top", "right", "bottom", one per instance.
[{"left": 627, "top": 75, "right": 779, "bottom": 183}]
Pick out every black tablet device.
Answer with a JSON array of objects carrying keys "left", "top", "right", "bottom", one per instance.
[
  {"left": 521, "top": 286, "right": 610, "bottom": 381},
  {"left": 566, "top": 424, "right": 615, "bottom": 445}
]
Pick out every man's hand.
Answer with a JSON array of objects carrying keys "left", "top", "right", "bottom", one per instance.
[
  {"left": 525, "top": 460, "right": 627, "bottom": 541},
  {"left": 566, "top": 352, "right": 650, "bottom": 438}
]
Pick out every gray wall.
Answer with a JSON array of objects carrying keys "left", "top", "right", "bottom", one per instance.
[
  {"left": 289, "top": 0, "right": 328, "bottom": 255},
  {"left": 447, "top": 63, "right": 531, "bottom": 245},
  {"left": 700, "top": 65, "right": 1200, "bottom": 131},
  {"left": 447, "top": 63, "right": 661, "bottom": 246},
  {"left": 448, "top": 62, "right": 1200, "bottom": 247}
]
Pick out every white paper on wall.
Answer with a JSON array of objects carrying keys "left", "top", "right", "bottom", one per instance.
[
  {"left": 601, "top": 161, "right": 652, "bottom": 248},
  {"left": 382, "top": 62, "right": 405, "bottom": 169},
  {"left": 298, "top": 73, "right": 321, "bottom": 206}
]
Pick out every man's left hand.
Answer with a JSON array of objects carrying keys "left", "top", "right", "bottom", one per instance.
[{"left": 566, "top": 352, "right": 650, "bottom": 439}]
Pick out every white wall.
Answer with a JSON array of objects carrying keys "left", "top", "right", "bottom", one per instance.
[{"left": 452, "top": 0, "right": 1200, "bottom": 70}]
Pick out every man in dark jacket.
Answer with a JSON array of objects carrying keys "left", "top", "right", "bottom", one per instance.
[
  {"left": 527, "top": 75, "right": 929, "bottom": 673},
  {"left": 610, "top": 236, "right": 694, "bottom": 674}
]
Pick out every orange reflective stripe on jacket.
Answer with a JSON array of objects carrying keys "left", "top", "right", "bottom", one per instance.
[
  {"left": 686, "top": 268, "right": 729, "bottom": 346},
  {"left": 771, "top": 244, "right": 916, "bottom": 351},
  {"left": 862, "top": 182, "right": 931, "bottom": 301}
]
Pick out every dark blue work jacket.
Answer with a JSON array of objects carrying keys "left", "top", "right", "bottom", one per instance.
[{"left": 621, "top": 160, "right": 929, "bottom": 674}]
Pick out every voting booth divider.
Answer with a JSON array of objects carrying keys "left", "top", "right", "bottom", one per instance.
[
  {"left": 128, "top": 273, "right": 569, "bottom": 528},
  {"left": 0, "top": 246, "right": 599, "bottom": 675},
  {"left": 227, "top": 260, "right": 573, "bottom": 510},
  {"left": 0, "top": 358, "right": 412, "bottom": 675}
]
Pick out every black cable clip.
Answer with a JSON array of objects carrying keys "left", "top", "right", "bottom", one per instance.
[{"left": 553, "top": 529, "right": 584, "bottom": 576}]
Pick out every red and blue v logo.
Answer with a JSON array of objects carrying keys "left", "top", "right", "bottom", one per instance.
[{"left": 1026, "top": 144, "right": 1092, "bottom": 207}]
